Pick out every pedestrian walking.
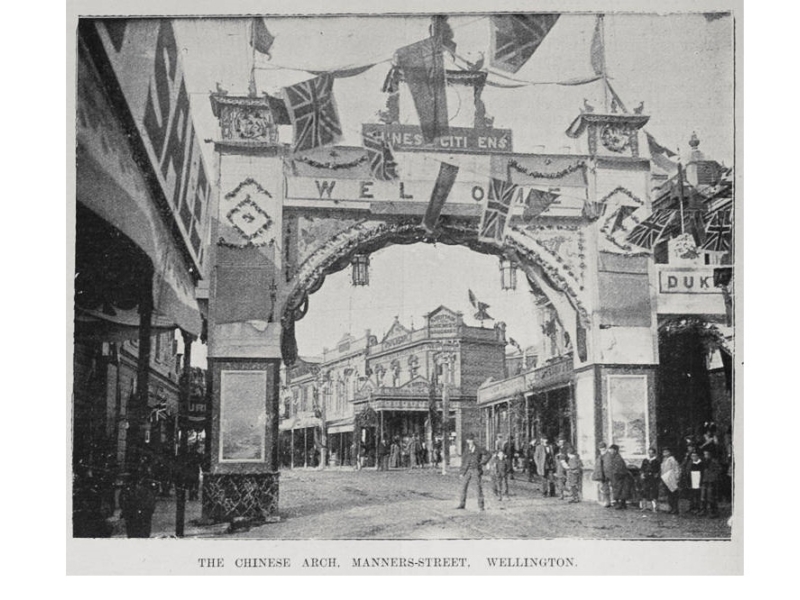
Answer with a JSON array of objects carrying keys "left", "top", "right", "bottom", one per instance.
[
  {"left": 639, "top": 447, "right": 661, "bottom": 512},
  {"left": 606, "top": 444, "right": 634, "bottom": 509},
  {"left": 592, "top": 442, "right": 612, "bottom": 507},
  {"left": 490, "top": 450, "right": 511, "bottom": 501},
  {"left": 660, "top": 447, "right": 681, "bottom": 514},
  {"left": 377, "top": 438, "right": 390, "bottom": 471},
  {"left": 525, "top": 440, "right": 537, "bottom": 482},
  {"left": 564, "top": 446, "right": 583, "bottom": 503},
  {"left": 119, "top": 468, "right": 158, "bottom": 538},
  {"left": 554, "top": 443, "right": 568, "bottom": 500},
  {"left": 534, "top": 436, "right": 557, "bottom": 497},
  {"left": 455, "top": 434, "right": 490, "bottom": 511},
  {"left": 389, "top": 437, "right": 401, "bottom": 469}
]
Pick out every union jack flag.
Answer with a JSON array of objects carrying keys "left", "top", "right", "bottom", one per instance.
[
  {"left": 702, "top": 208, "right": 732, "bottom": 252},
  {"left": 490, "top": 14, "right": 561, "bottom": 73},
  {"left": 626, "top": 209, "right": 676, "bottom": 249},
  {"left": 479, "top": 178, "right": 518, "bottom": 243},
  {"left": 362, "top": 131, "right": 397, "bottom": 181},
  {"left": 283, "top": 74, "right": 342, "bottom": 153}
]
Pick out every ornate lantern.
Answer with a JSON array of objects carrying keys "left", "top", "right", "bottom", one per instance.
[
  {"left": 351, "top": 254, "right": 370, "bottom": 286},
  {"left": 499, "top": 257, "right": 518, "bottom": 290}
]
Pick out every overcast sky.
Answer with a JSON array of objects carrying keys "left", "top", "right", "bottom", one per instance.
[{"left": 172, "top": 12, "right": 734, "bottom": 363}]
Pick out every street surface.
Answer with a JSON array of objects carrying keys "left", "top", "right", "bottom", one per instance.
[{"left": 111, "top": 467, "right": 732, "bottom": 540}]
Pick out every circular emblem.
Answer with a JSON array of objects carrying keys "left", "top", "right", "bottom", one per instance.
[{"left": 600, "top": 124, "right": 632, "bottom": 153}]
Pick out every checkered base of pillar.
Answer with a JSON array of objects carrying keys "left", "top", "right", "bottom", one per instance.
[{"left": 202, "top": 472, "right": 280, "bottom": 523}]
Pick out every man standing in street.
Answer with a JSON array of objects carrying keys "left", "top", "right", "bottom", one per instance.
[{"left": 456, "top": 433, "right": 490, "bottom": 511}]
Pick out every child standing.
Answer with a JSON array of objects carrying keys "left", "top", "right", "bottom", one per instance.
[
  {"left": 688, "top": 450, "right": 704, "bottom": 513},
  {"left": 639, "top": 447, "right": 661, "bottom": 512}
]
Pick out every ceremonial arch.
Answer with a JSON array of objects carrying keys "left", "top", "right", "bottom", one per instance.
[{"left": 201, "top": 92, "right": 661, "bottom": 521}]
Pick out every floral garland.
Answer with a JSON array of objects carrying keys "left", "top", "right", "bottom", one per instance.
[
  {"left": 217, "top": 236, "right": 275, "bottom": 249},
  {"left": 508, "top": 159, "right": 586, "bottom": 180},
  {"left": 294, "top": 154, "right": 368, "bottom": 171}
]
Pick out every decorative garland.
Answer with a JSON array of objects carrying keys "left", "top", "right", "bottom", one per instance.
[
  {"left": 294, "top": 154, "right": 368, "bottom": 171},
  {"left": 508, "top": 159, "right": 586, "bottom": 180},
  {"left": 598, "top": 185, "right": 644, "bottom": 206},
  {"left": 217, "top": 236, "right": 276, "bottom": 249}
]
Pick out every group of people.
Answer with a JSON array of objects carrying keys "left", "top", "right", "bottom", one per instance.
[
  {"left": 456, "top": 425, "right": 731, "bottom": 519},
  {"left": 357, "top": 434, "right": 443, "bottom": 471},
  {"left": 592, "top": 426, "right": 730, "bottom": 518}
]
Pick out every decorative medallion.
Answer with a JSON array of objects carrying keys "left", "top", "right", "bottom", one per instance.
[
  {"left": 220, "top": 178, "right": 277, "bottom": 248},
  {"left": 600, "top": 124, "right": 633, "bottom": 153}
]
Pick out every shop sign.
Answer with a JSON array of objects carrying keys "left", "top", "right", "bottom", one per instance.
[
  {"left": 525, "top": 357, "right": 573, "bottom": 389},
  {"left": 658, "top": 268, "right": 719, "bottom": 294},
  {"left": 362, "top": 123, "right": 513, "bottom": 154}
]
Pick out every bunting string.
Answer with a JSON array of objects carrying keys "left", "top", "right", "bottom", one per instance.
[
  {"left": 508, "top": 159, "right": 587, "bottom": 179},
  {"left": 294, "top": 153, "right": 368, "bottom": 170}
]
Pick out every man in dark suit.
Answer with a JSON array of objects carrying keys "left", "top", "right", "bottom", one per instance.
[{"left": 456, "top": 434, "right": 490, "bottom": 510}]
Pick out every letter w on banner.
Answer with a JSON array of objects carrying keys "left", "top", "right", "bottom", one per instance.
[
  {"left": 478, "top": 178, "right": 519, "bottom": 243},
  {"left": 283, "top": 74, "right": 342, "bottom": 153}
]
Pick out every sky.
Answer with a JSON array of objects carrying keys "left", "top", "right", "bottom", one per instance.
[{"left": 171, "top": 12, "right": 734, "bottom": 363}]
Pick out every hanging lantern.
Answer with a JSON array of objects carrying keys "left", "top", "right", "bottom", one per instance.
[
  {"left": 499, "top": 257, "right": 518, "bottom": 290},
  {"left": 351, "top": 254, "right": 370, "bottom": 286}
]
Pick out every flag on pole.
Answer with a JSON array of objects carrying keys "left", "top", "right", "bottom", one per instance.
[
  {"left": 490, "top": 14, "right": 561, "bottom": 73},
  {"left": 478, "top": 177, "right": 519, "bottom": 243},
  {"left": 468, "top": 289, "right": 493, "bottom": 322},
  {"left": 626, "top": 209, "right": 676, "bottom": 249},
  {"left": 422, "top": 162, "right": 460, "bottom": 234},
  {"left": 590, "top": 15, "right": 606, "bottom": 76},
  {"left": 396, "top": 38, "right": 448, "bottom": 143},
  {"left": 508, "top": 337, "right": 522, "bottom": 352},
  {"left": 522, "top": 188, "right": 559, "bottom": 220},
  {"left": 362, "top": 131, "right": 398, "bottom": 181},
  {"left": 250, "top": 18, "right": 274, "bottom": 57},
  {"left": 283, "top": 74, "right": 342, "bottom": 153},
  {"left": 702, "top": 209, "right": 732, "bottom": 252}
]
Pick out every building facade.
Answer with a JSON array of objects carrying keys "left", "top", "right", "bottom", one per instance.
[{"left": 279, "top": 306, "right": 507, "bottom": 468}]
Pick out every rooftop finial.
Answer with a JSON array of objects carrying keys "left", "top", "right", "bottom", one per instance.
[{"left": 689, "top": 131, "right": 700, "bottom": 149}]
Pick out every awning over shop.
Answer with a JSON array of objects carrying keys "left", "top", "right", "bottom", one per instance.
[{"left": 279, "top": 414, "right": 322, "bottom": 431}]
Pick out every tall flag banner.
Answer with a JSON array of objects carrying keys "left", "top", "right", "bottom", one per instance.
[
  {"left": 582, "top": 200, "right": 607, "bottom": 220},
  {"left": 478, "top": 177, "right": 519, "bottom": 243},
  {"left": 468, "top": 289, "right": 493, "bottom": 322},
  {"left": 250, "top": 18, "right": 275, "bottom": 57},
  {"left": 363, "top": 131, "right": 398, "bottom": 181},
  {"left": 626, "top": 209, "right": 676, "bottom": 249},
  {"left": 422, "top": 162, "right": 460, "bottom": 233},
  {"left": 490, "top": 14, "right": 561, "bottom": 73},
  {"left": 590, "top": 15, "right": 606, "bottom": 76},
  {"left": 283, "top": 74, "right": 342, "bottom": 153},
  {"left": 685, "top": 209, "right": 707, "bottom": 246},
  {"left": 522, "top": 188, "right": 559, "bottom": 220},
  {"left": 702, "top": 209, "right": 732, "bottom": 252},
  {"left": 396, "top": 38, "right": 448, "bottom": 143}
]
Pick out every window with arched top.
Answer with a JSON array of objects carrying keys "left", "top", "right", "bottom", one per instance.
[{"left": 408, "top": 355, "right": 419, "bottom": 378}]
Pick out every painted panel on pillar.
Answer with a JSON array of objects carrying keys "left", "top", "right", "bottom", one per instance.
[
  {"left": 575, "top": 375, "right": 595, "bottom": 462},
  {"left": 220, "top": 370, "right": 267, "bottom": 462},
  {"left": 213, "top": 245, "right": 275, "bottom": 324},
  {"left": 607, "top": 375, "right": 648, "bottom": 459},
  {"left": 598, "top": 272, "right": 652, "bottom": 327}
]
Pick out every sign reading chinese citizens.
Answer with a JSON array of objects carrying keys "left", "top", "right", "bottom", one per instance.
[{"left": 362, "top": 123, "right": 513, "bottom": 154}]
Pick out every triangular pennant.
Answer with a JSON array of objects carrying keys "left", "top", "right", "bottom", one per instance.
[
  {"left": 396, "top": 38, "right": 448, "bottom": 143},
  {"left": 422, "top": 162, "right": 459, "bottom": 233},
  {"left": 490, "top": 14, "right": 561, "bottom": 73},
  {"left": 522, "top": 188, "right": 559, "bottom": 220},
  {"left": 251, "top": 18, "right": 274, "bottom": 57}
]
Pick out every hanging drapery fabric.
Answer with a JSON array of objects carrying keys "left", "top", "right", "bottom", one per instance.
[
  {"left": 362, "top": 131, "right": 398, "bottom": 181},
  {"left": 430, "top": 15, "right": 457, "bottom": 54},
  {"left": 702, "top": 209, "right": 732, "bottom": 252},
  {"left": 489, "top": 13, "right": 561, "bottom": 73},
  {"left": 582, "top": 200, "right": 607, "bottom": 221},
  {"left": 478, "top": 177, "right": 519, "bottom": 243},
  {"left": 251, "top": 18, "right": 275, "bottom": 57},
  {"left": 283, "top": 74, "right": 342, "bottom": 153},
  {"left": 422, "top": 162, "right": 460, "bottom": 234},
  {"left": 626, "top": 209, "right": 676, "bottom": 249},
  {"left": 395, "top": 37, "right": 449, "bottom": 143},
  {"left": 308, "top": 63, "right": 379, "bottom": 79}
]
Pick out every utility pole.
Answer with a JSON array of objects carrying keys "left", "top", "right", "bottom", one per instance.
[
  {"left": 436, "top": 340, "right": 459, "bottom": 475},
  {"left": 175, "top": 332, "right": 194, "bottom": 537}
]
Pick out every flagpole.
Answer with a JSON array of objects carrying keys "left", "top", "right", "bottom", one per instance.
[
  {"left": 677, "top": 153, "right": 686, "bottom": 235},
  {"left": 599, "top": 14, "right": 609, "bottom": 113},
  {"left": 248, "top": 20, "right": 258, "bottom": 98}
]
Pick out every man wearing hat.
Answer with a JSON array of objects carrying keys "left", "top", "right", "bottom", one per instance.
[{"left": 456, "top": 433, "right": 490, "bottom": 511}]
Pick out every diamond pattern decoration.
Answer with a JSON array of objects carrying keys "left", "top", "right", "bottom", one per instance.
[
  {"left": 226, "top": 195, "right": 273, "bottom": 242},
  {"left": 202, "top": 473, "right": 280, "bottom": 522}
]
